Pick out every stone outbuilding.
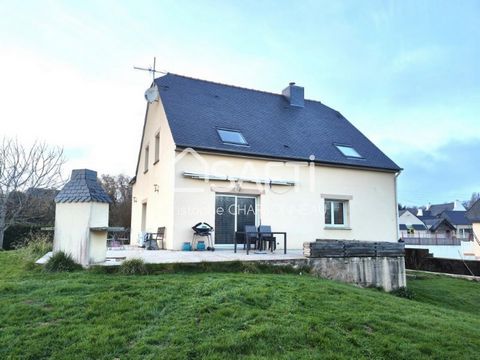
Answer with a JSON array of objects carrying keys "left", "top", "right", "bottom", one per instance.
[{"left": 53, "top": 169, "right": 111, "bottom": 266}]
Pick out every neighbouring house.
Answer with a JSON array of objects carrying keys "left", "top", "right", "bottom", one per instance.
[
  {"left": 427, "top": 200, "right": 466, "bottom": 216},
  {"left": 401, "top": 200, "right": 477, "bottom": 260},
  {"left": 415, "top": 201, "right": 473, "bottom": 240},
  {"left": 465, "top": 199, "right": 480, "bottom": 258},
  {"left": 131, "top": 74, "right": 401, "bottom": 250},
  {"left": 398, "top": 210, "right": 428, "bottom": 238},
  {"left": 440, "top": 211, "right": 473, "bottom": 240}
]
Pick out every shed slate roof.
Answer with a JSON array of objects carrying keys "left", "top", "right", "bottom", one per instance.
[
  {"left": 440, "top": 210, "right": 472, "bottom": 226},
  {"left": 55, "top": 169, "right": 111, "bottom": 203},
  {"left": 423, "top": 218, "right": 456, "bottom": 232},
  {"left": 153, "top": 73, "right": 401, "bottom": 172},
  {"left": 466, "top": 199, "right": 480, "bottom": 222}
]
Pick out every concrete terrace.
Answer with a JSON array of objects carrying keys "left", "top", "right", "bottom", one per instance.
[{"left": 37, "top": 248, "right": 306, "bottom": 266}]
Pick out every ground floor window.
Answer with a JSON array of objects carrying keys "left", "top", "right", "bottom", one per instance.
[{"left": 324, "top": 199, "right": 348, "bottom": 226}]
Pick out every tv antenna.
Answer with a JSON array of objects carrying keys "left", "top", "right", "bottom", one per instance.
[{"left": 133, "top": 57, "right": 166, "bottom": 81}]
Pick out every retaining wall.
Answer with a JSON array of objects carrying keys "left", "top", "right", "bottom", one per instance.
[{"left": 304, "top": 240, "right": 406, "bottom": 291}]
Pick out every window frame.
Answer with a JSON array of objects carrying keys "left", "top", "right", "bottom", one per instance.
[
  {"left": 324, "top": 198, "right": 350, "bottom": 228},
  {"left": 144, "top": 145, "right": 149, "bottom": 173},
  {"left": 216, "top": 128, "right": 248, "bottom": 146},
  {"left": 154, "top": 131, "right": 160, "bottom": 165},
  {"left": 334, "top": 144, "right": 363, "bottom": 159}
]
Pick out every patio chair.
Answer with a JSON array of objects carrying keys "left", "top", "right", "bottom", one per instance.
[
  {"left": 144, "top": 227, "right": 166, "bottom": 250},
  {"left": 244, "top": 225, "right": 259, "bottom": 250},
  {"left": 258, "top": 225, "right": 276, "bottom": 252},
  {"left": 152, "top": 227, "right": 166, "bottom": 249}
]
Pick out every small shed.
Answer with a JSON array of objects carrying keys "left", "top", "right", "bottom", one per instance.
[{"left": 53, "top": 169, "right": 111, "bottom": 266}]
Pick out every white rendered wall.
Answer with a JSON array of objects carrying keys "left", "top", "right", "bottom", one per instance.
[
  {"left": 54, "top": 202, "right": 109, "bottom": 265},
  {"left": 172, "top": 151, "right": 398, "bottom": 250},
  {"left": 131, "top": 99, "right": 176, "bottom": 248}
]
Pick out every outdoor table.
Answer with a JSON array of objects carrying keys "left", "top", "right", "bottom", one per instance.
[{"left": 234, "top": 231, "right": 287, "bottom": 255}]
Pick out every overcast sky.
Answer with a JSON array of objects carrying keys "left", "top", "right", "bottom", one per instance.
[{"left": 1, "top": 0, "right": 479, "bottom": 206}]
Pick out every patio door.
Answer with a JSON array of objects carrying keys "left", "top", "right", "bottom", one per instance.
[{"left": 215, "top": 194, "right": 257, "bottom": 245}]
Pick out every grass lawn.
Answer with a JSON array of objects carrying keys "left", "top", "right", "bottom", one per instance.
[{"left": 1, "top": 251, "right": 480, "bottom": 359}]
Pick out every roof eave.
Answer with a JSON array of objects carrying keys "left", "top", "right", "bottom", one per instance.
[{"left": 175, "top": 145, "right": 402, "bottom": 173}]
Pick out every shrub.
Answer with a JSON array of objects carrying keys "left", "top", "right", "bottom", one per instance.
[
  {"left": 44, "top": 251, "right": 82, "bottom": 272},
  {"left": 391, "top": 286, "right": 415, "bottom": 300},
  {"left": 17, "top": 233, "right": 53, "bottom": 259},
  {"left": 119, "top": 258, "right": 148, "bottom": 275},
  {"left": 4, "top": 225, "right": 48, "bottom": 250}
]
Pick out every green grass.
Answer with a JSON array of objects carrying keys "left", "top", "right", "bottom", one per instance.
[{"left": 1, "top": 251, "right": 479, "bottom": 359}]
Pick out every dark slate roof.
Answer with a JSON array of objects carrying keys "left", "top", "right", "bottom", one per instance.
[
  {"left": 413, "top": 224, "right": 428, "bottom": 230},
  {"left": 55, "top": 169, "right": 111, "bottom": 203},
  {"left": 399, "top": 224, "right": 427, "bottom": 231},
  {"left": 440, "top": 211, "right": 472, "bottom": 226},
  {"left": 423, "top": 218, "right": 456, "bottom": 232},
  {"left": 421, "top": 210, "right": 432, "bottom": 217},
  {"left": 428, "top": 203, "right": 454, "bottom": 216},
  {"left": 153, "top": 73, "right": 401, "bottom": 172},
  {"left": 466, "top": 199, "right": 480, "bottom": 222}
]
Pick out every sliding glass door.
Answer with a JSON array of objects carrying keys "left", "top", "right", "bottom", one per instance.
[{"left": 214, "top": 195, "right": 257, "bottom": 245}]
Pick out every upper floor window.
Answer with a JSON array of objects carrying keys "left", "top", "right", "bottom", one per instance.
[
  {"left": 154, "top": 132, "right": 160, "bottom": 164},
  {"left": 335, "top": 144, "right": 362, "bottom": 158},
  {"left": 324, "top": 199, "right": 348, "bottom": 226},
  {"left": 144, "top": 145, "right": 149, "bottom": 173},
  {"left": 217, "top": 129, "right": 248, "bottom": 145}
]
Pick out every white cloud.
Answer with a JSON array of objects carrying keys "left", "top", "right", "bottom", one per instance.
[
  {"left": 391, "top": 46, "right": 444, "bottom": 73},
  {"left": 0, "top": 45, "right": 146, "bottom": 177}
]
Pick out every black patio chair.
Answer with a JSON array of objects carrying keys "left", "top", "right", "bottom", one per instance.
[
  {"left": 258, "top": 225, "right": 276, "bottom": 252},
  {"left": 244, "top": 225, "right": 259, "bottom": 250}
]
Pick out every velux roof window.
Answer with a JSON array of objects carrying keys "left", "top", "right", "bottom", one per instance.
[
  {"left": 335, "top": 144, "right": 362, "bottom": 158},
  {"left": 217, "top": 129, "right": 248, "bottom": 145}
]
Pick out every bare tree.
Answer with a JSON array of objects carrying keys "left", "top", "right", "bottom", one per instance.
[
  {"left": 464, "top": 192, "right": 480, "bottom": 210},
  {"left": 0, "top": 138, "right": 65, "bottom": 249}
]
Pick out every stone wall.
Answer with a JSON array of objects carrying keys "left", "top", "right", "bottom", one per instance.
[
  {"left": 303, "top": 240, "right": 406, "bottom": 291},
  {"left": 307, "top": 256, "right": 406, "bottom": 291}
]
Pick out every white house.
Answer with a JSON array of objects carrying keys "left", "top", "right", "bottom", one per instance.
[
  {"left": 398, "top": 210, "right": 428, "bottom": 238},
  {"left": 130, "top": 74, "right": 402, "bottom": 250},
  {"left": 466, "top": 199, "right": 480, "bottom": 258}
]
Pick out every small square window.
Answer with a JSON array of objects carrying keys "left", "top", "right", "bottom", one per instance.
[
  {"left": 324, "top": 199, "right": 348, "bottom": 226},
  {"left": 217, "top": 129, "right": 247, "bottom": 145},
  {"left": 335, "top": 145, "right": 362, "bottom": 158}
]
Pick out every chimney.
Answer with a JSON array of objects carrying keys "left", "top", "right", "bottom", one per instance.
[
  {"left": 54, "top": 169, "right": 112, "bottom": 266},
  {"left": 282, "top": 82, "right": 304, "bottom": 107}
]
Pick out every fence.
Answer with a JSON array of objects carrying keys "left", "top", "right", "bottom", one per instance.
[
  {"left": 405, "top": 248, "right": 480, "bottom": 276},
  {"left": 304, "top": 239, "right": 404, "bottom": 258},
  {"left": 402, "top": 237, "right": 463, "bottom": 246}
]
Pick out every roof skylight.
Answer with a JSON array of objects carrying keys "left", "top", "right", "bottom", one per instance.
[
  {"left": 335, "top": 145, "right": 362, "bottom": 158},
  {"left": 217, "top": 129, "right": 248, "bottom": 145}
]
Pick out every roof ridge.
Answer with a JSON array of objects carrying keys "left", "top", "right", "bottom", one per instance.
[{"left": 160, "top": 72, "right": 325, "bottom": 105}]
